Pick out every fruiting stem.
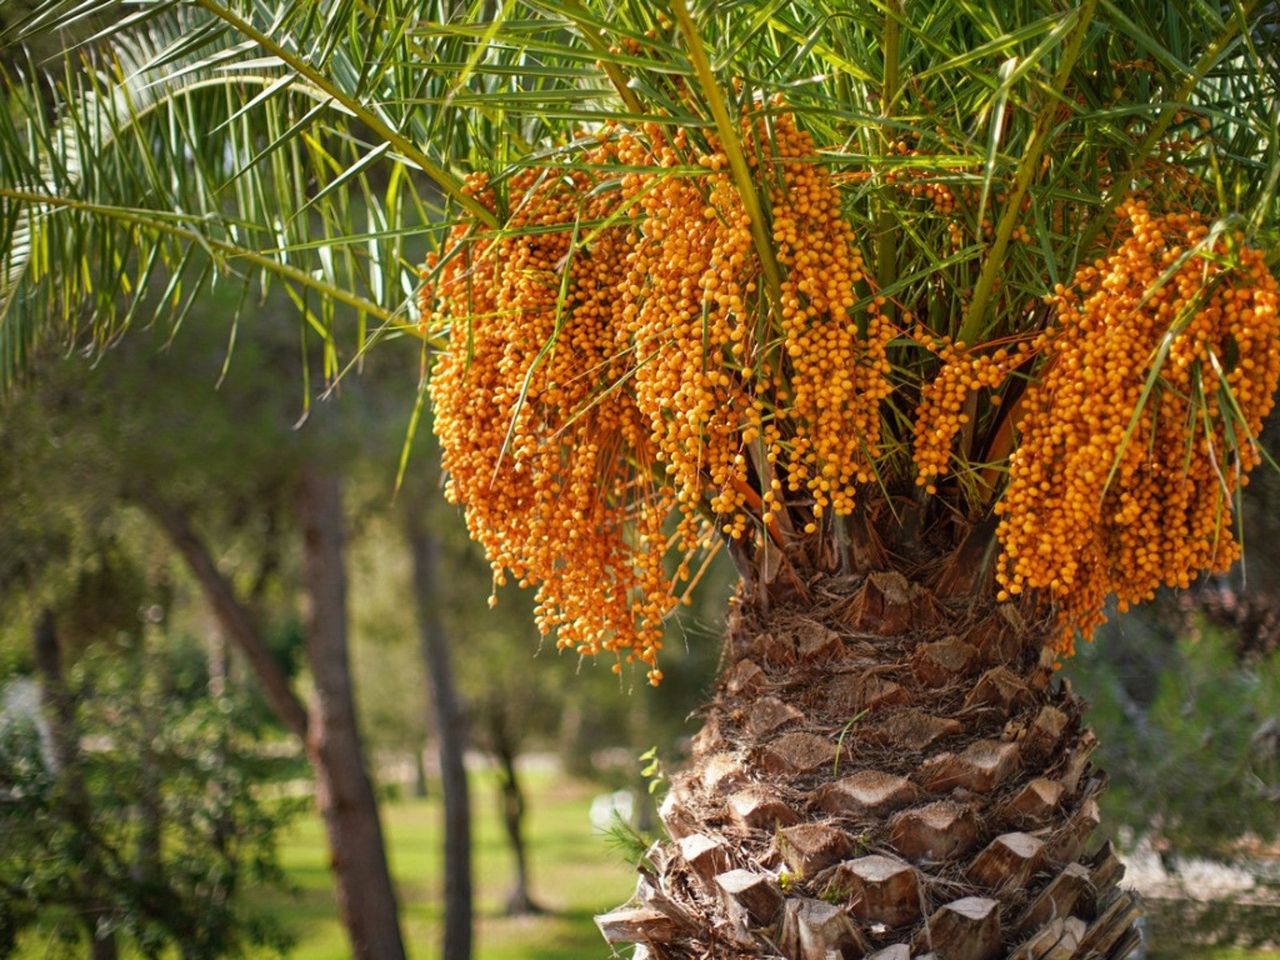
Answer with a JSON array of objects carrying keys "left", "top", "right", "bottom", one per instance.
[
  {"left": 0, "top": 187, "right": 398, "bottom": 328},
  {"left": 554, "top": 0, "right": 648, "bottom": 118},
  {"left": 957, "top": 0, "right": 1099, "bottom": 346},
  {"left": 731, "top": 476, "right": 786, "bottom": 548},
  {"left": 977, "top": 383, "right": 1036, "bottom": 504},
  {"left": 669, "top": 0, "right": 784, "bottom": 310}
]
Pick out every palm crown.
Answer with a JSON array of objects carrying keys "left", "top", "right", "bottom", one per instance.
[{"left": 3, "top": 0, "right": 1279, "bottom": 684}]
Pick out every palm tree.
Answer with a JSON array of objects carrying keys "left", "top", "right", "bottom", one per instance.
[{"left": 4, "top": 2, "right": 1279, "bottom": 958}]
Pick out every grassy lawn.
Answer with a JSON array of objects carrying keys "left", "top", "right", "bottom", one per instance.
[{"left": 257, "top": 772, "right": 636, "bottom": 960}]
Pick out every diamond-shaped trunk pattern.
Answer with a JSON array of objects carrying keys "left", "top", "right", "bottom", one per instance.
[{"left": 597, "top": 572, "right": 1141, "bottom": 959}]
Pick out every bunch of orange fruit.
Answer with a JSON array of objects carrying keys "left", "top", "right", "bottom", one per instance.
[
  {"left": 424, "top": 114, "right": 897, "bottom": 681},
  {"left": 997, "top": 200, "right": 1280, "bottom": 653},
  {"left": 424, "top": 108, "right": 1280, "bottom": 677}
]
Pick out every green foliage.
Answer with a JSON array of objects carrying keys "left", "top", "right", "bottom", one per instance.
[
  {"left": 817, "top": 881, "right": 851, "bottom": 907},
  {"left": 638, "top": 746, "right": 664, "bottom": 795},
  {"left": 1068, "top": 612, "right": 1280, "bottom": 861},
  {"left": 0, "top": 643, "right": 302, "bottom": 958},
  {"left": 832, "top": 709, "right": 869, "bottom": 777},
  {"left": 600, "top": 812, "right": 655, "bottom": 871},
  {"left": 0, "top": 3, "right": 439, "bottom": 395},
  {"left": 2, "top": 0, "right": 1276, "bottom": 399}
]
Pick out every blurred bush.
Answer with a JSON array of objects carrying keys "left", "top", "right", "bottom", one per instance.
[
  {"left": 1066, "top": 608, "right": 1280, "bottom": 952},
  {"left": 0, "top": 633, "right": 303, "bottom": 958}
]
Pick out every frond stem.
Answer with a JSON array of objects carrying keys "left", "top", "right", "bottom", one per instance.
[
  {"left": 550, "top": 0, "right": 648, "bottom": 117},
  {"left": 189, "top": 0, "right": 498, "bottom": 228},
  {"left": 0, "top": 188, "right": 424, "bottom": 338},
  {"left": 957, "top": 0, "right": 1099, "bottom": 346},
  {"left": 668, "top": 0, "right": 784, "bottom": 310}
]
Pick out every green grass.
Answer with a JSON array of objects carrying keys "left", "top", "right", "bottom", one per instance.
[{"left": 257, "top": 773, "right": 636, "bottom": 960}]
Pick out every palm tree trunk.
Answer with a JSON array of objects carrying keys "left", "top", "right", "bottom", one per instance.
[
  {"left": 298, "top": 464, "right": 408, "bottom": 960},
  {"left": 598, "top": 571, "right": 1142, "bottom": 960},
  {"left": 405, "top": 501, "right": 474, "bottom": 960}
]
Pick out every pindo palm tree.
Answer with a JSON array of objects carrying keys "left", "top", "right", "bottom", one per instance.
[{"left": 4, "top": 1, "right": 1280, "bottom": 957}]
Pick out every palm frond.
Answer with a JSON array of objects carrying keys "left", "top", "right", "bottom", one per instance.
[{"left": 0, "top": 0, "right": 493, "bottom": 393}]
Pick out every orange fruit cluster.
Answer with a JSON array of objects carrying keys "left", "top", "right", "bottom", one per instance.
[
  {"left": 618, "top": 127, "right": 759, "bottom": 548},
  {"left": 621, "top": 114, "right": 891, "bottom": 545},
  {"left": 911, "top": 334, "right": 1038, "bottom": 494},
  {"left": 425, "top": 112, "right": 890, "bottom": 680},
  {"left": 767, "top": 120, "right": 893, "bottom": 523},
  {"left": 424, "top": 142, "right": 672, "bottom": 683},
  {"left": 996, "top": 200, "right": 1280, "bottom": 654},
  {"left": 884, "top": 137, "right": 957, "bottom": 217}
]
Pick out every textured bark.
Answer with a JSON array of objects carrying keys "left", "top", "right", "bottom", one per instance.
[
  {"left": 299, "top": 465, "right": 407, "bottom": 960},
  {"left": 406, "top": 500, "right": 474, "bottom": 960},
  {"left": 31, "top": 611, "right": 118, "bottom": 960},
  {"left": 598, "top": 571, "right": 1142, "bottom": 959}
]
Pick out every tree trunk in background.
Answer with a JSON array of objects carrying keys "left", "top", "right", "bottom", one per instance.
[
  {"left": 597, "top": 571, "right": 1142, "bottom": 960},
  {"left": 146, "top": 492, "right": 405, "bottom": 959},
  {"left": 298, "top": 464, "right": 408, "bottom": 960},
  {"left": 558, "top": 702, "right": 594, "bottom": 778},
  {"left": 487, "top": 703, "right": 540, "bottom": 916},
  {"left": 31, "top": 611, "right": 119, "bottom": 960},
  {"left": 405, "top": 501, "right": 474, "bottom": 960},
  {"left": 412, "top": 741, "right": 430, "bottom": 799},
  {"left": 142, "top": 497, "right": 309, "bottom": 739}
]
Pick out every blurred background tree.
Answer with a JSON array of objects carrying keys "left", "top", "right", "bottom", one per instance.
[
  {"left": 0, "top": 623, "right": 301, "bottom": 959},
  {"left": 0, "top": 302, "right": 415, "bottom": 956}
]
